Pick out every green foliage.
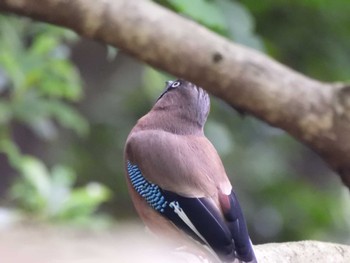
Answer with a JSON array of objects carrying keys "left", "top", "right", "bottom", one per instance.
[
  {"left": 241, "top": 0, "right": 350, "bottom": 81},
  {"left": 0, "top": 15, "right": 110, "bottom": 225},
  {"left": 0, "top": 16, "right": 87, "bottom": 139},
  {"left": 252, "top": 177, "right": 348, "bottom": 242},
  {"left": 155, "top": 0, "right": 265, "bottom": 50},
  {"left": 10, "top": 155, "right": 111, "bottom": 223},
  {"left": 164, "top": 0, "right": 227, "bottom": 34}
]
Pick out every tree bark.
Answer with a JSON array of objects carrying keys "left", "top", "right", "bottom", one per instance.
[{"left": 1, "top": 0, "right": 350, "bottom": 187}]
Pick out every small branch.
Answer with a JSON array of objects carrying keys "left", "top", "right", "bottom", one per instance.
[
  {"left": 255, "top": 240, "right": 350, "bottom": 263},
  {"left": 1, "top": 0, "right": 350, "bottom": 187}
]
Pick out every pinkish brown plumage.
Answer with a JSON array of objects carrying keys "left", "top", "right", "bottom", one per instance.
[{"left": 124, "top": 80, "right": 257, "bottom": 263}]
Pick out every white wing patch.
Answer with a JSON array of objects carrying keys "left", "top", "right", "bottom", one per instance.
[
  {"left": 169, "top": 201, "right": 208, "bottom": 245},
  {"left": 169, "top": 201, "right": 224, "bottom": 263}
]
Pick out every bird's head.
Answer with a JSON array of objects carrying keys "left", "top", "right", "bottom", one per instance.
[{"left": 154, "top": 79, "right": 210, "bottom": 128}]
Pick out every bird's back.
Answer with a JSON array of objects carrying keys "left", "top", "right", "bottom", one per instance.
[{"left": 123, "top": 79, "right": 257, "bottom": 262}]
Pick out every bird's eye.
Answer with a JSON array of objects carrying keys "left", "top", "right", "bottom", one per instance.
[{"left": 171, "top": 81, "right": 181, "bottom": 88}]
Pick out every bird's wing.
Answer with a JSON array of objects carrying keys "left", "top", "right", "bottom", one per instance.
[
  {"left": 124, "top": 129, "right": 256, "bottom": 262},
  {"left": 219, "top": 191, "right": 257, "bottom": 262}
]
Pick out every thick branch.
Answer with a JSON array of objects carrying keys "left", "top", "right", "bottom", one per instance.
[{"left": 1, "top": 0, "right": 350, "bottom": 186}]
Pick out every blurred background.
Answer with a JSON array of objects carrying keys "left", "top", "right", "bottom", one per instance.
[{"left": 0, "top": 0, "right": 349, "bottom": 247}]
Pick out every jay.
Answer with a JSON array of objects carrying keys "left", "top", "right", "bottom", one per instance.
[{"left": 124, "top": 79, "right": 257, "bottom": 263}]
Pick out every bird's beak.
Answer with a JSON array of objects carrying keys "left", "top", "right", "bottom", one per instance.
[{"left": 156, "top": 81, "right": 174, "bottom": 101}]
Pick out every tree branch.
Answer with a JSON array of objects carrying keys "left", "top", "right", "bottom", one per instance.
[
  {"left": 1, "top": 0, "right": 350, "bottom": 187},
  {"left": 255, "top": 240, "right": 350, "bottom": 263}
]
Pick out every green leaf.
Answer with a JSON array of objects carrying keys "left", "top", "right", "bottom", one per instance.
[
  {"left": 46, "top": 165, "right": 76, "bottom": 217},
  {"left": 0, "top": 16, "right": 24, "bottom": 55},
  {"left": 168, "top": 0, "right": 227, "bottom": 33},
  {"left": 57, "top": 182, "right": 111, "bottom": 220},
  {"left": 30, "top": 35, "right": 59, "bottom": 55},
  {"left": 32, "top": 22, "right": 78, "bottom": 42},
  {"left": 0, "top": 51, "right": 25, "bottom": 91},
  {"left": 0, "top": 139, "right": 22, "bottom": 170},
  {"left": 43, "top": 59, "right": 82, "bottom": 100},
  {"left": 19, "top": 156, "right": 51, "bottom": 201},
  {"left": 12, "top": 97, "right": 88, "bottom": 137},
  {"left": 51, "top": 165, "right": 76, "bottom": 189}
]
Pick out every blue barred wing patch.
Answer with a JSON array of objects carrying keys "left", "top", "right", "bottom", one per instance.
[
  {"left": 125, "top": 160, "right": 247, "bottom": 262},
  {"left": 127, "top": 161, "right": 168, "bottom": 212}
]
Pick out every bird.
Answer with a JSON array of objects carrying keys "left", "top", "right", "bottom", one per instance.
[{"left": 124, "top": 79, "right": 257, "bottom": 263}]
